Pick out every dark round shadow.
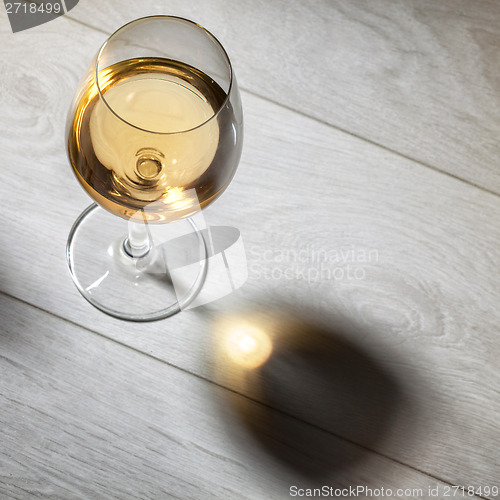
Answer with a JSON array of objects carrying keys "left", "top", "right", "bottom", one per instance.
[{"left": 211, "top": 305, "right": 414, "bottom": 480}]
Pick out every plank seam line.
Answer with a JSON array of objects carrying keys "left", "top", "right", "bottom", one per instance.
[
  {"left": 240, "top": 88, "right": 500, "bottom": 201},
  {"left": 62, "top": 14, "right": 500, "bottom": 201},
  {"left": 0, "top": 290, "right": 489, "bottom": 499}
]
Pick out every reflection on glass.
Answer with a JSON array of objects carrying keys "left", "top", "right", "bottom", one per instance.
[{"left": 65, "top": 16, "right": 243, "bottom": 321}]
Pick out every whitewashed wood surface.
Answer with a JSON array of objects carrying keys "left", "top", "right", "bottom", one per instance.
[
  {"left": 64, "top": 0, "right": 500, "bottom": 194},
  {"left": 1, "top": 1, "right": 499, "bottom": 499}
]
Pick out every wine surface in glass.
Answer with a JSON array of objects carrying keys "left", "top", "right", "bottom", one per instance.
[{"left": 67, "top": 57, "right": 239, "bottom": 222}]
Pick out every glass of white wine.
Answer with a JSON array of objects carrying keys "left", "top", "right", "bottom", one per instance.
[{"left": 66, "top": 16, "right": 243, "bottom": 321}]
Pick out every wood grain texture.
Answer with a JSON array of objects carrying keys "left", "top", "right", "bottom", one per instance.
[
  {"left": 1, "top": 294, "right": 477, "bottom": 500},
  {"left": 0, "top": 5, "right": 500, "bottom": 498},
  {"left": 62, "top": 0, "right": 500, "bottom": 194}
]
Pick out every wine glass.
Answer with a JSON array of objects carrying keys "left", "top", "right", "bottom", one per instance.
[{"left": 65, "top": 16, "right": 243, "bottom": 321}]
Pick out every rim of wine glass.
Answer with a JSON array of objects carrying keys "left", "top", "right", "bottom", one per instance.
[{"left": 95, "top": 15, "right": 234, "bottom": 136}]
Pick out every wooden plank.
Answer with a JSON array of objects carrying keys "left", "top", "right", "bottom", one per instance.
[
  {"left": 1, "top": 293, "right": 479, "bottom": 500},
  {"left": 0, "top": 12, "right": 499, "bottom": 494},
  {"left": 60, "top": 0, "right": 500, "bottom": 193}
]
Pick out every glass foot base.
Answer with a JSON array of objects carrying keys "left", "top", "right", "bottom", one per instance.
[{"left": 66, "top": 203, "right": 207, "bottom": 321}]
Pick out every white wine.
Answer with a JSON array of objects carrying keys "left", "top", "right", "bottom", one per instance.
[{"left": 67, "top": 57, "right": 242, "bottom": 222}]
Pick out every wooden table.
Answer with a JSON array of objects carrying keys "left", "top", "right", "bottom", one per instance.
[{"left": 1, "top": 1, "right": 499, "bottom": 498}]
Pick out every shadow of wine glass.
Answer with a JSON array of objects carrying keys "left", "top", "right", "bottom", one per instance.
[{"left": 209, "top": 301, "right": 420, "bottom": 480}]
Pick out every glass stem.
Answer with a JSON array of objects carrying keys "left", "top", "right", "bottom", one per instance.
[{"left": 123, "top": 210, "right": 151, "bottom": 258}]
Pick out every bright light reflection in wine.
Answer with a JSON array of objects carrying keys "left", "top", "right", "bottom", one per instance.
[{"left": 68, "top": 57, "right": 241, "bottom": 223}]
